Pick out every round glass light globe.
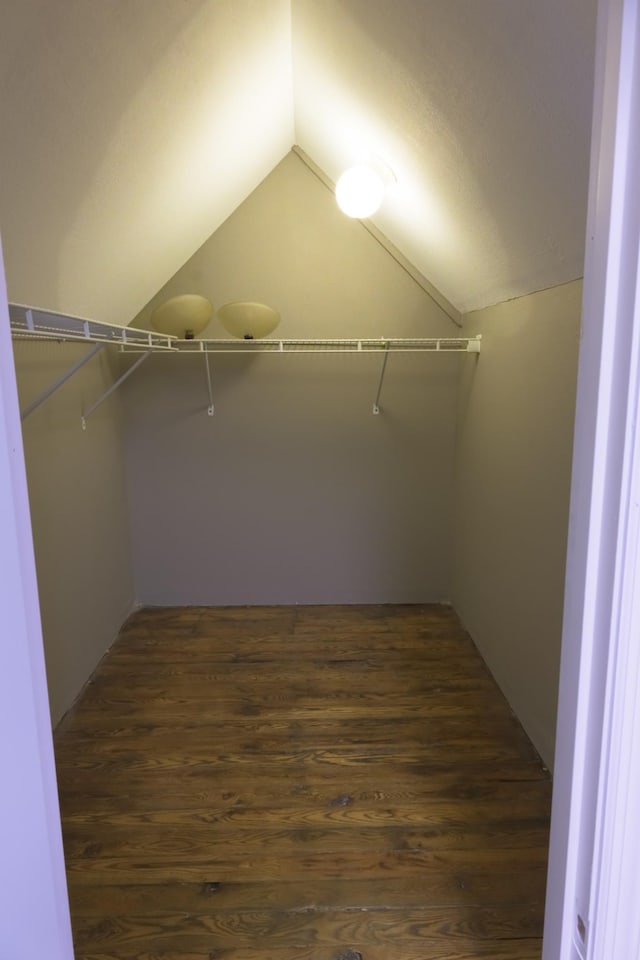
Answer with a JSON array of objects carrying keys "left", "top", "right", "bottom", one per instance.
[{"left": 335, "top": 165, "right": 386, "bottom": 218}]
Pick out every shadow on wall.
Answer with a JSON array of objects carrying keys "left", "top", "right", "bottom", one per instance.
[{"left": 452, "top": 280, "right": 583, "bottom": 766}]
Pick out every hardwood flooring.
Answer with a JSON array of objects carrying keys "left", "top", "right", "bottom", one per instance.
[{"left": 54, "top": 604, "right": 552, "bottom": 960}]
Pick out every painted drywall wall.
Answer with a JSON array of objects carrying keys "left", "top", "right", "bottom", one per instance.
[
  {"left": 452, "top": 280, "right": 582, "bottom": 767},
  {"left": 12, "top": 341, "right": 135, "bottom": 725},
  {"left": 124, "top": 152, "right": 465, "bottom": 604}
]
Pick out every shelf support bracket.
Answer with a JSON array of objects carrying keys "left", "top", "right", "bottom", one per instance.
[
  {"left": 81, "top": 350, "right": 151, "bottom": 430},
  {"left": 204, "top": 351, "right": 215, "bottom": 416},
  {"left": 372, "top": 343, "right": 390, "bottom": 415},
  {"left": 21, "top": 343, "right": 104, "bottom": 421}
]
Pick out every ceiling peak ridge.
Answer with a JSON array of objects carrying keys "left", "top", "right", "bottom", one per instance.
[{"left": 292, "top": 145, "right": 463, "bottom": 329}]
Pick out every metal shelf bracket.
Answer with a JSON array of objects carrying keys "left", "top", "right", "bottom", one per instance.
[
  {"left": 372, "top": 341, "right": 390, "bottom": 415},
  {"left": 21, "top": 339, "right": 104, "bottom": 421},
  {"left": 10, "top": 303, "right": 482, "bottom": 421},
  {"left": 204, "top": 352, "right": 215, "bottom": 416},
  {"left": 81, "top": 351, "right": 152, "bottom": 430}
]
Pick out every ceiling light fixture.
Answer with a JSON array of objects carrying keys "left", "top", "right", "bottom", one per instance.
[
  {"left": 217, "top": 301, "right": 281, "bottom": 339},
  {"left": 151, "top": 294, "right": 213, "bottom": 339},
  {"left": 335, "top": 158, "right": 395, "bottom": 219}
]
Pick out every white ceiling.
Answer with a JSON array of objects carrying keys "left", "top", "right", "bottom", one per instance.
[
  {"left": 0, "top": 0, "right": 597, "bottom": 324},
  {"left": 293, "top": 0, "right": 597, "bottom": 312}
]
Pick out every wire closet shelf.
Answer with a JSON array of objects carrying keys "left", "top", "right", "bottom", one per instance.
[
  {"left": 8, "top": 303, "right": 176, "bottom": 350},
  {"left": 8, "top": 304, "right": 481, "bottom": 354},
  {"left": 9, "top": 303, "right": 481, "bottom": 422},
  {"left": 170, "top": 337, "right": 480, "bottom": 354}
]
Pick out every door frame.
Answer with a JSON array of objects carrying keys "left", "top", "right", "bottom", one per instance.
[
  {"left": 0, "top": 235, "right": 74, "bottom": 958},
  {"left": 543, "top": 0, "right": 640, "bottom": 957}
]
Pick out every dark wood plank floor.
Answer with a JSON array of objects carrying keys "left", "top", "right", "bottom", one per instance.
[{"left": 54, "top": 604, "right": 552, "bottom": 960}]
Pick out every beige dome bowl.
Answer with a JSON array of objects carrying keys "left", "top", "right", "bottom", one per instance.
[
  {"left": 218, "top": 301, "right": 280, "bottom": 339},
  {"left": 151, "top": 294, "right": 213, "bottom": 339}
]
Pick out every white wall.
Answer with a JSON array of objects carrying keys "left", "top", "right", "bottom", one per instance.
[
  {"left": 12, "top": 340, "right": 135, "bottom": 724},
  {"left": 9, "top": 153, "right": 581, "bottom": 749},
  {"left": 452, "top": 280, "right": 582, "bottom": 767},
  {"left": 123, "top": 152, "right": 463, "bottom": 605},
  {"left": 124, "top": 351, "right": 460, "bottom": 604}
]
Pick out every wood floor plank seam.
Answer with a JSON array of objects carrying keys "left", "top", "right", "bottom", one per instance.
[{"left": 54, "top": 604, "right": 551, "bottom": 960}]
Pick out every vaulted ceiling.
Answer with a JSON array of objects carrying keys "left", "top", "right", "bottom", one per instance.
[{"left": 0, "top": 0, "right": 597, "bottom": 326}]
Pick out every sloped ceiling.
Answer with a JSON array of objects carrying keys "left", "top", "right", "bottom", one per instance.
[
  {"left": 0, "top": 0, "right": 293, "bottom": 323},
  {"left": 293, "top": 0, "right": 597, "bottom": 312},
  {"left": 0, "top": 0, "right": 597, "bottom": 324}
]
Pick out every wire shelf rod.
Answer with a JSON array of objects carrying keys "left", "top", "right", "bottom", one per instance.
[
  {"left": 81, "top": 351, "right": 151, "bottom": 430},
  {"left": 20, "top": 342, "right": 104, "bottom": 421},
  {"left": 373, "top": 345, "right": 390, "bottom": 415},
  {"left": 204, "top": 351, "right": 215, "bottom": 416}
]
